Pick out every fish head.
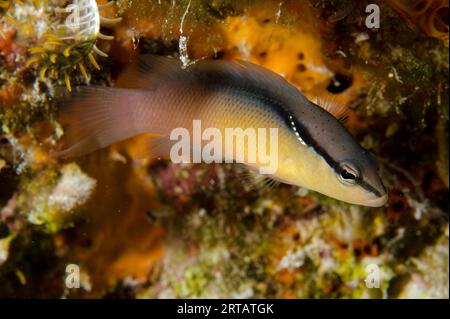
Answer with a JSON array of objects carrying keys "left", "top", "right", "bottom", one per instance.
[
  {"left": 326, "top": 153, "right": 387, "bottom": 207},
  {"left": 285, "top": 103, "right": 388, "bottom": 207},
  {"left": 289, "top": 145, "right": 387, "bottom": 207}
]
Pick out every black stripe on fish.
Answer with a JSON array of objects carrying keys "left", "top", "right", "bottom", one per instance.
[
  {"left": 231, "top": 88, "right": 384, "bottom": 198},
  {"left": 359, "top": 179, "right": 384, "bottom": 197},
  {"left": 272, "top": 103, "right": 384, "bottom": 197},
  {"left": 191, "top": 65, "right": 383, "bottom": 198}
]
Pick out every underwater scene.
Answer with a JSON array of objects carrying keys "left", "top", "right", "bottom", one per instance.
[{"left": 0, "top": 0, "right": 448, "bottom": 299}]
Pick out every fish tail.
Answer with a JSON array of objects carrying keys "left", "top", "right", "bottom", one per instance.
[{"left": 53, "top": 86, "right": 149, "bottom": 159}]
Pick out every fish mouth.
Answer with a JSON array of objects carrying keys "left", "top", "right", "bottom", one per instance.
[{"left": 364, "top": 194, "right": 388, "bottom": 207}]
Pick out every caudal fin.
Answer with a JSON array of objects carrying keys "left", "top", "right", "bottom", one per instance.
[{"left": 53, "top": 86, "right": 148, "bottom": 159}]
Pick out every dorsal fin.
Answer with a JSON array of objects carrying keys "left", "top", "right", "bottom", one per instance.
[
  {"left": 116, "top": 55, "right": 310, "bottom": 106},
  {"left": 188, "top": 59, "right": 311, "bottom": 106},
  {"left": 116, "top": 55, "right": 184, "bottom": 89},
  {"left": 311, "top": 96, "right": 349, "bottom": 123}
]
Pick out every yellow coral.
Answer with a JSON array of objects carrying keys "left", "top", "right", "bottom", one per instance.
[
  {"left": 25, "top": 0, "right": 122, "bottom": 91},
  {"left": 0, "top": 0, "right": 22, "bottom": 35}
]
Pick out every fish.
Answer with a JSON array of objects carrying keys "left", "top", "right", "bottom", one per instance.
[{"left": 55, "top": 54, "right": 387, "bottom": 207}]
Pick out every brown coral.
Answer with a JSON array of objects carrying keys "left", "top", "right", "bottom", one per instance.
[{"left": 386, "top": 0, "right": 449, "bottom": 40}]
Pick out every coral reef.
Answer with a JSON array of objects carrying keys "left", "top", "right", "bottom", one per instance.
[
  {"left": 0, "top": 0, "right": 448, "bottom": 298},
  {"left": 21, "top": 0, "right": 122, "bottom": 91},
  {"left": 18, "top": 162, "right": 96, "bottom": 232}
]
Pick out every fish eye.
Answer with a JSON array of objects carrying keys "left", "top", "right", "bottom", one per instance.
[{"left": 337, "top": 162, "right": 359, "bottom": 185}]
